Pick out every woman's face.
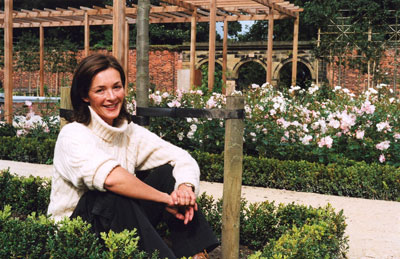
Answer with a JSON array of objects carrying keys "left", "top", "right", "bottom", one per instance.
[{"left": 83, "top": 67, "right": 125, "bottom": 125}]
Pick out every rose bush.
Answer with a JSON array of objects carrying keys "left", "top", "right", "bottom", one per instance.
[
  {"left": 3, "top": 83, "right": 400, "bottom": 166},
  {"left": 126, "top": 83, "right": 400, "bottom": 166},
  {"left": 0, "top": 101, "right": 59, "bottom": 139}
]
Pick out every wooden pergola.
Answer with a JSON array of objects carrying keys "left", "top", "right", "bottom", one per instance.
[{"left": 1, "top": 0, "right": 302, "bottom": 121}]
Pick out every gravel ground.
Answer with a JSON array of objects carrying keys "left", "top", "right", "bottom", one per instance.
[{"left": 1, "top": 159, "right": 400, "bottom": 259}]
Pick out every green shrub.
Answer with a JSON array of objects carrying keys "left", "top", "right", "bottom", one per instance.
[
  {"left": 0, "top": 206, "right": 56, "bottom": 258},
  {"left": 197, "top": 194, "right": 348, "bottom": 257},
  {"left": 0, "top": 136, "right": 55, "bottom": 164},
  {"left": 101, "top": 229, "right": 151, "bottom": 259},
  {"left": 262, "top": 223, "right": 347, "bottom": 259},
  {"left": 192, "top": 151, "right": 400, "bottom": 201},
  {"left": 0, "top": 170, "right": 50, "bottom": 216},
  {"left": 47, "top": 216, "right": 103, "bottom": 258},
  {"left": 0, "top": 123, "right": 17, "bottom": 137},
  {"left": 0, "top": 205, "right": 153, "bottom": 259}
]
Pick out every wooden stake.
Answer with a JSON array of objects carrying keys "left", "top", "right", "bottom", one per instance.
[
  {"left": 60, "top": 87, "right": 72, "bottom": 129},
  {"left": 84, "top": 12, "right": 90, "bottom": 57},
  {"left": 367, "top": 27, "right": 372, "bottom": 89},
  {"left": 267, "top": 7, "right": 274, "bottom": 84},
  {"left": 113, "top": 0, "right": 126, "bottom": 65},
  {"left": 291, "top": 14, "right": 299, "bottom": 86},
  {"left": 208, "top": 0, "right": 216, "bottom": 92},
  {"left": 316, "top": 28, "right": 320, "bottom": 85},
  {"left": 4, "top": 0, "right": 13, "bottom": 124},
  {"left": 222, "top": 18, "right": 228, "bottom": 93},
  {"left": 190, "top": 9, "right": 197, "bottom": 88},
  {"left": 39, "top": 25, "right": 44, "bottom": 97},
  {"left": 222, "top": 95, "right": 245, "bottom": 259},
  {"left": 124, "top": 21, "right": 129, "bottom": 91}
]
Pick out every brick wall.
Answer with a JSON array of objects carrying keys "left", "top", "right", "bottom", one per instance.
[
  {"left": 0, "top": 48, "right": 181, "bottom": 95},
  {"left": 327, "top": 49, "right": 400, "bottom": 94},
  {"left": 3, "top": 47, "right": 400, "bottom": 96}
]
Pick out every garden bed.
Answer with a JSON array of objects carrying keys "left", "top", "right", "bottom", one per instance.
[{"left": 0, "top": 170, "right": 348, "bottom": 258}]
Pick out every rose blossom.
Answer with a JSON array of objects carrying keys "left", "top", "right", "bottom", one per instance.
[
  {"left": 318, "top": 136, "right": 333, "bottom": 148},
  {"left": 355, "top": 130, "right": 365, "bottom": 140},
  {"left": 376, "top": 141, "right": 390, "bottom": 151},
  {"left": 379, "top": 154, "right": 385, "bottom": 163}
]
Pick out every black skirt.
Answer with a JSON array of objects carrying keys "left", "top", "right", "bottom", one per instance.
[{"left": 70, "top": 164, "right": 219, "bottom": 258}]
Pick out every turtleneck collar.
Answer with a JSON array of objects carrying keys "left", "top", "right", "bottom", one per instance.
[{"left": 87, "top": 106, "right": 128, "bottom": 142}]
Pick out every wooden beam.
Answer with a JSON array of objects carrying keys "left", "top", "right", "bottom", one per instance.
[
  {"left": 291, "top": 14, "right": 299, "bottom": 86},
  {"left": 267, "top": 8, "right": 274, "bottom": 83},
  {"left": 161, "top": 0, "right": 197, "bottom": 12},
  {"left": 84, "top": 11, "right": 90, "bottom": 57},
  {"left": 113, "top": 0, "right": 126, "bottom": 65},
  {"left": 4, "top": 0, "right": 13, "bottom": 124},
  {"left": 222, "top": 17, "right": 228, "bottom": 93},
  {"left": 190, "top": 9, "right": 197, "bottom": 88},
  {"left": 39, "top": 25, "right": 44, "bottom": 96},
  {"left": 253, "top": 0, "right": 298, "bottom": 17},
  {"left": 208, "top": 0, "right": 216, "bottom": 92}
]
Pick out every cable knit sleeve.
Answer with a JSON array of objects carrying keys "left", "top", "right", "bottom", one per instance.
[
  {"left": 53, "top": 123, "right": 120, "bottom": 192},
  {"left": 128, "top": 123, "right": 200, "bottom": 195}
]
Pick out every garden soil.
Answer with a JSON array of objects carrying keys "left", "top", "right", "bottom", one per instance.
[{"left": 1, "top": 159, "right": 399, "bottom": 259}]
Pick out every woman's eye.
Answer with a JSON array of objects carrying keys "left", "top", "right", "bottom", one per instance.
[
  {"left": 114, "top": 85, "right": 123, "bottom": 90},
  {"left": 95, "top": 89, "right": 104, "bottom": 93}
]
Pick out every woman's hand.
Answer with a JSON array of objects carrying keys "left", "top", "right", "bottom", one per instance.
[{"left": 166, "top": 184, "right": 198, "bottom": 225}]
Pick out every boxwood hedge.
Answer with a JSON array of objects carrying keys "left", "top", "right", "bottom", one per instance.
[
  {"left": 0, "top": 170, "right": 348, "bottom": 258},
  {"left": 0, "top": 136, "right": 399, "bottom": 201}
]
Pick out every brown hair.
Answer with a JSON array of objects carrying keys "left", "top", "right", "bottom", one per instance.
[{"left": 69, "top": 54, "right": 131, "bottom": 125}]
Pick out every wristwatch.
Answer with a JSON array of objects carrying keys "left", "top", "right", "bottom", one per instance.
[{"left": 181, "top": 182, "right": 195, "bottom": 192}]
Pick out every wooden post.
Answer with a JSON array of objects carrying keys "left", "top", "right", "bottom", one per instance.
[
  {"left": 367, "top": 27, "right": 372, "bottom": 89},
  {"left": 190, "top": 9, "right": 197, "bottom": 88},
  {"left": 4, "top": 0, "right": 13, "bottom": 124},
  {"left": 208, "top": 0, "right": 216, "bottom": 92},
  {"left": 291, "top": 14, "right": 299, "bottom": 86},
  {"left": 222, "top": 18, "right": 228, "bottom": 94},
  {"left": 316, "top": 28, "right": 320, "bottom": 85},
  {"left": 124, "top": 21, "right": 129, "bottom": 91},
  {"left": 222, "top": 95, "right": 244, "bottom": 259},
  {"left": 267, "top": 7, "right": 274, "bottom": 84},
  {"left": 113, "top": 0, "right": 126, "bottom": 66},
  {"left": 84, "top": 12, "right": 90, "bottom": 57},
  {"left": 60, "top": 87, "right": 72, "bottom": 129},
  {"left": 136, "top": 0, "right": 150, "bottom": 110},
  {"left": 39, "top": 25, "right": 44, "bottom": 97}
]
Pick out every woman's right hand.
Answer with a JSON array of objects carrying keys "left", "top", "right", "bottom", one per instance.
[{"left": 165, "top": 188, "right": 198, "bottom": 225}]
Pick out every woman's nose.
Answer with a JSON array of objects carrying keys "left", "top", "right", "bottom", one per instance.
[{"left": 105, "top": 89, "right": 116, "bottom": 100}]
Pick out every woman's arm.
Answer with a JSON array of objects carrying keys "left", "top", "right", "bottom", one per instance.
[
  {"left": 130, "top": 124, "right": 200, "bottom": 194},
  {"left": 104, "top": 165, "right": 172, "bottom": 204}
]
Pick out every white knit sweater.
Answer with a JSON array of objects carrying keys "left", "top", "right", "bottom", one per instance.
[{"left": 47, "top": 107, "right": 200, "bottom": 222}]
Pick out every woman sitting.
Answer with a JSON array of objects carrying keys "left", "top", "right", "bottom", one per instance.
[{"left": 47, "top": 54, "right": 218, "bottom": 258}]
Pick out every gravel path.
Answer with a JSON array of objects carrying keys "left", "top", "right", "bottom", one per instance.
[{"left": 1, "top": 159, "right": 399, "bottom": 259}]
